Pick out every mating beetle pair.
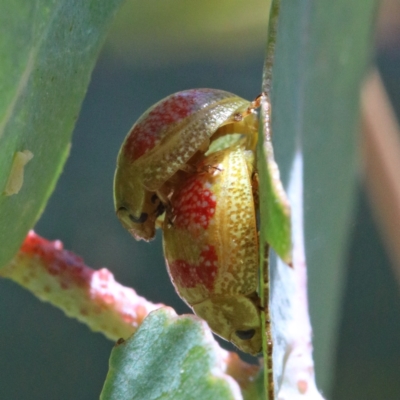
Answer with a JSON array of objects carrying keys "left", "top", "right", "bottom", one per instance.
[{"left": 114, "top": 89, "right": 263, "bottom": 355}]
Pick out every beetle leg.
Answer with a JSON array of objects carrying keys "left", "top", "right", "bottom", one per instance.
[
  {"left": 199, "top": 164, "right": 223, "bottom": 176},
  {"left": 164, "top": 206, "right": 176, "bottom": 228},
  {"left": 234, "top": 93, "right": 265, "bottom": 121}
]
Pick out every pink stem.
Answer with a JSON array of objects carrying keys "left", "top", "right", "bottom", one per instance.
[{"left": 0, "top": 231, "right": 162, "bottom": 341}]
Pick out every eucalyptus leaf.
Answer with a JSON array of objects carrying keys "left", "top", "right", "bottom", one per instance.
[
  {"left": 0, "top": 0, "right": 124, "bottom": 268},
  {"left": 262, "top": 0, "right": 377, "bottom": 395},
  {"left": 100, "top": 308, "right": 243, "bottom": 400},
  {"left": 257, "top": 122, "right": 292, "bottom": 265}
]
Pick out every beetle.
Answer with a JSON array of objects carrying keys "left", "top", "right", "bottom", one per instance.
[
  {"left": 162, "top": 144, "right": 262, "bottom": 355},
  {"left": 114, "top": 89, "right": 258, "bottom": 241}
]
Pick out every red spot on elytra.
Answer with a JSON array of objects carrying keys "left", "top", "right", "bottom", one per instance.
[
  {"left": 124, "top": 94, "right": 196, "bottom": 161},
  {"left": 169, "top": 245, "right": 218, "bottom": 291},
  {"left": 123, "top": 89, "right": 217, "bottom": 161},
  {"left": 172, "top": 178, "right": 216, "bottom": 231},
  {"left": 21, "top": 231, "right": 93, "bottom": 289}
]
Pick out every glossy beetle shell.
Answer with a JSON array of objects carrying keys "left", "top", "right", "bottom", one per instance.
[
  {"left": 162, "top": 145, "right": 261, "bottom": 355},
  {"left": 114, "top": 89, "right": 257, "bottom": 241}
]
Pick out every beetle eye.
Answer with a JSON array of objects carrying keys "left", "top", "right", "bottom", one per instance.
[
  {"left": 151, "top": 194, "right": 159, "bottom": 204},
  {"left": 235, "top": 329, "right": 256, "bottom": 340},
  {"left": 118, "top": 207, "right": 148, "bottom": 224}
]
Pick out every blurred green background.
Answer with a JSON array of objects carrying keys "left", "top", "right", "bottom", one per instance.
[{"left": 1, "top": 1, "right": 400, "bottom": 398}]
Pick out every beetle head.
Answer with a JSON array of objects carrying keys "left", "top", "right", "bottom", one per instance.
[
  {"left": 114, "top": 160, "right": 164, "bottom": 241},
  {"left": 193, "top": 296, "right": 262, "bottom": 355}
]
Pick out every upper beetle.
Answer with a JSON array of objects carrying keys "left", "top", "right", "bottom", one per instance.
[{"left": 114, "top": 89, "right": 258, "bottom": 241}]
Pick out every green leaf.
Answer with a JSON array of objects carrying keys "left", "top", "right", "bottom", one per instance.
[
  {"left": 257, "top": 125, "right": 292, "bottom": 265},
  {"left": 259, "top": 0, "right": 377, "bottom": 395},
  {"left": 0, "top": 0, "right": 124, "bottom": 268},
  {"left": 256, "top": 2, "right": 292, "bottom": 268},
  {"left": 100, "top": 308, "right": 241, "bottom": 400}
]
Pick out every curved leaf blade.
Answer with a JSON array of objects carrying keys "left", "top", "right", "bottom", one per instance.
[
  {"left": 100, "top": 308, "right": 243, "bottom": 400},
  {"left": 0, "top": 0, "right": 124, "bottom": 268},
  {"left": 264, "top": 0, "right": 377, "bottom": 394}
]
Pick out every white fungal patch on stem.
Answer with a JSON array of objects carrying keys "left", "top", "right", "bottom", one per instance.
[{"left": 3, "top": 150, "right": 34, "bottom": 196}]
